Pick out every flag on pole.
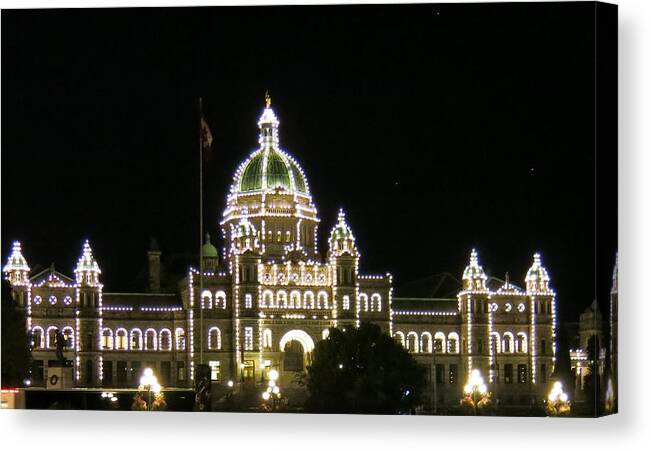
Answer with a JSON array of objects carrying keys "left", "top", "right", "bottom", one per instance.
[{"left": 200, "top": 110, "right": 213, "bottom": 161}]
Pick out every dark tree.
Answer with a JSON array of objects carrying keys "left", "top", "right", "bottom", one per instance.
[
  {"left": 1, "top": 281, "right": 31, "bottom": 387},
  {"left": 305, "top": 322, "right": 426, "bottom": 414}
]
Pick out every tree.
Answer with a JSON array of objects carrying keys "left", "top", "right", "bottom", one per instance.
[
  {"left": 305, "top": 322, "right": 426, "bottom": 414},
  {"left": 1, "top": 281, "right": 31, "bottom": 387}
]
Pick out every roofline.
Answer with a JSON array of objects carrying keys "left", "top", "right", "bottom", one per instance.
[
  {"left": 103, "top": 292, "right": 178, "bottom": 297},
  {"left": 393, "top": 297, "right": 456, "bottom": 302}
]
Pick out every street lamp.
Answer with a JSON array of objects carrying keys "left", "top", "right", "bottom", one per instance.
[
  {"left": 546, "top": 381, "right": 571, "bottom": 416},
  {"left": 138, "top": 367, "right": 162, "bottom": 411},
  {"left": 261, "top": 369, "right": 281, "bottom": 411},
  {"left": 462, "top": 369, "right": 490, "bottom": 415}
]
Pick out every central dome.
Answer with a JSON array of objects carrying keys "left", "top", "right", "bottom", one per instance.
[
  {"left": 231, "top": 99, "right": 310, "bottom": 195},
  {"left": 236, "top": 147, "right": 308, "bottom": 194}
]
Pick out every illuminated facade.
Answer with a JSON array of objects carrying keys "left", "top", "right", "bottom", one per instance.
[{"left": 4, "top": 100, "right": 558, "bottom": 409}]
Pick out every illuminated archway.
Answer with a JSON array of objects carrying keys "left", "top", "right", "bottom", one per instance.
[{"left": 279, "top": 329, "right": 315, "bottom": 353}]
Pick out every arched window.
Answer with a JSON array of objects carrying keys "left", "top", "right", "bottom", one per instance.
[
  {"left": 371, "top": 293, "right": 381, "bottom": 312},
  {"left": 502, "top": 332, "right": 514, "bottom": 353},
  {"left": 277, "top": 291, "right": 287, "bottom": 309},
  {"left": 447, "top": 332, "right": 460, "bottom": 353},
  {"left": 516, "top": 332, "right": 528, "bottom": 353},
  {"left": 394, "top": 331, "right": 405, "bottom": 347},
  {"left": 406, "top": 332, "right": 419, "bottom": 353},
  {"left": 32, "top": 326, "right": 44, "bottom": 349},
  {"left": 145, "top": 328, "right": 157, "bottom": 350},
  {"left": 317, "top": 291, "right": 328, "bottom": 309},
  {"left": 262, "top": 290, "right": 273, "bottom": 308},
  {"left": 102, "top": 328, "right": 113, "bottom": 350},
  {"left": 130, "top": 328, "right": 143, "bottom": 350},
  {"left": 159, "top": 328, "right": 172, "bottom": 351},
  {"left": 290, "top": 291, "right": 301, "bottom": 309},
  {"left": 208, "top": 327, "right": 222, "bottom": 350},
  {"left": 175, "top": 328, "right": 185, "bottom": 351},
  {"left": 48, "top": 295, "right": 57, "bottom": 305},
  {"left": 490, "top": 332, "right": 501, "bottom": 354},
  {"left": 421, "top": 332, "right": 432, "bottom": 353},
  {"left": 46, "top": 326, "right": 58, "bottom": 349},
  {"left": 262, "top": 329, "right": 272, "bottom": 349},
  {"left": 434, "top": 332, "right": 446, "bottom": 353},
  {"left": 322, "top": 328, "right": 330, "bottom": 340},
  {"left": 61, "top": 327, "right": 74, "bottom": 349},
  {"left": 215, "top": 291, "right": 227, "bottom": 309},
  {"left": 201, "top": 290, "right": 212, "bottom": 309},
  {"left": 359, "top": 293, "right": 369, "bottom": 312},
  {"left": 304, "top": 291, "right": 315, "bottom": 309},
  {"left": 115, "top": 328, "right": 128, "bottom": 350}
]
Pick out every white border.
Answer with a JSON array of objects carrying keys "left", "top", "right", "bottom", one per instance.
[{"left": 1, "top": 1, "right": 650, "bottom": 450}]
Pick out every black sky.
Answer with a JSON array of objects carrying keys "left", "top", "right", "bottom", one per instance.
[{"left": 1, "top": 3, "right": 617, "bottom": 323}]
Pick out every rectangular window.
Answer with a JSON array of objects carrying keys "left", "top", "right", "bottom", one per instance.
[
  {"left": 541, "top": 364, "right": 547, "bottom": 383},
  {"left": 103, "top": 360, "right": 113, "bottom": 384},
  {"left": 177, "top": 361, "right": 186, "bottom": 382},
  {"left": 477, "top": 339, "right": 483, "bottom": 354},
  {"left": 449, "top": 364, "right": 458, "bottom": 385},
  {"left": 117, "top": 361, "right": 127, "bottom": 384},
  {"left": 85, "top": 359, "right": 93, "bottom": 383},
  {"left": 343, "top": 295, "right": 350, "bottom": 310},
  {"left": 504, "top": 364, "right": 513, "bottom": 384},
  {"left": 160, "top": 361, "right": 171, "bottom": 386},
  {"left": 435, "top": 364, "right": 444, "bottom": 384},
  {"left": 243, "top": 360, "right": 255, "bottom": 381},
  {"left": 131, "top": 361, "right": 141, "bottom": 382},
  {"left": 33, "top": 360, "right": 44, "bottom": 382},
  {"left": 244, "top": 327, "right": 253, "bottom": 351},
  {"left": 518, "top": 364, "right": 527, "bottom": 384},
  {"left": 245, "top": 294, "right": 253, "bottom": 309},
  {"left": 209, "top": 361, "right": 221, "bottom": 382},
  {"left": 541, "top": 339, "right": 547, "bottom": 355}
]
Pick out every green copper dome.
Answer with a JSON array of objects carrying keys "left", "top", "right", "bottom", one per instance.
[{"left": 237, "top": 148, "right": 309, "bottom": 194}]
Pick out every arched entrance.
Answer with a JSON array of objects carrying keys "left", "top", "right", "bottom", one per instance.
[{"left": 279, "top": 330, "right": 315, "bottom": 373}]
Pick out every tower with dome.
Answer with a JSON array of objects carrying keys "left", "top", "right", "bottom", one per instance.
[{"left": 3, "top": 97, "right": 571, "bottom": 411}]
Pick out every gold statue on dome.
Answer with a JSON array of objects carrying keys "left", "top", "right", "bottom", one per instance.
[{"left": 265, "top": 90, "right": 271, "bottom": 108}]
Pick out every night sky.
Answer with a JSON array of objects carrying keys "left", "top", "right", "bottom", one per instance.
[{"left": 1, "top": 4, "right": 617, "bottom": 324}]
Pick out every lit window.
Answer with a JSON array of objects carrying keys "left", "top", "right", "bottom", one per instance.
[
  {"left": 209, "top": 327, "right": 221, "bottom": 350},
  {"left": 209, "top": 361, "right": 220, "bottom": 381},
  {"left": 263, "top": 329, "right": 272, "bottom": 349},
  {"left": 115, "top": 329, "right": 128, "bottom": 350},
  {"left": 244, "top": 327, "right": 253, "bottom": 351},
  {"left": 102, "top": 328, "right": 113, "bottom": 350}
]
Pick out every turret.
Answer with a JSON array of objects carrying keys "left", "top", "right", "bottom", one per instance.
[
  {"left": 231, "top": 217, "right": 261, "bottom": 255},
  {"left": 328, "top": 209, "right": 358, "bottom": 258},
  {"left": 525, "top": 253, "right": 552, "bottom": 294},
  {"left": 202, "top": 233, "right": 219, "bottom": 272},
  {"left": 74, "top": 240, "right": 101, "bottom": 286},
  {"left": 462, "top": 249, "right": 487, "bottom": 292},
  {"left": 3, "top": 241, "right": 30, "bottom": 286}
]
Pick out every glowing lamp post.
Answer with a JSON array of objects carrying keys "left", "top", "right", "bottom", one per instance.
[
  {"left": 138, "top": 367, "right": 162, "bottom": 411},
  {"left": 261, "top": 369, "right": 281, "bottom": 411},
  {"left": 546, "top": 381, "right": 571, "bottom": 416},
  {"left": 462, "top": 369, "right": 490, "bottom": 415}
]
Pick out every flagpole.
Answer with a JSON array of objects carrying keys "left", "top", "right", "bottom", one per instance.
[{"left": 199, "top": 97, "right": 204, "bottom": 366}]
